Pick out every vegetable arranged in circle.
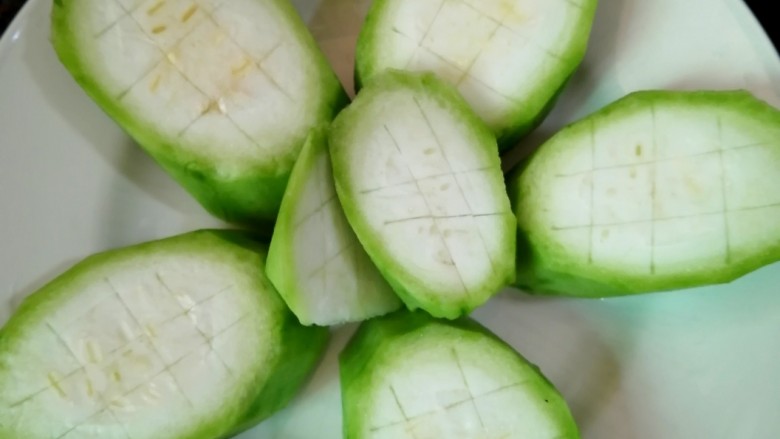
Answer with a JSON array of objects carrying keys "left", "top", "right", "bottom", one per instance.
[
  {"left": 0, "top": 230, "right": 328, "bottom": 439},
  {"left": 356, "top": 0, "right": 598, "bottom": 148},
  {"left": 510, "top": 90, "right": 780, "bottom": 297},
  {"left": 267, "top": 127, "right": 402, "bottom": 326},
  {"left": 52, "top": 0, "right": 348, "bottom": 225},
  {"left": 340, "top": 311, "right": 579, "bottom": 439},
  {"left": 329, "top": 70, "right": 516, "bottom": 319}
]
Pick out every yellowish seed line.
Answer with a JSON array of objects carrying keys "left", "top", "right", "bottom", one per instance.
[
  {"left": 86, "top": 379, "right": 95, "bottom": 397},
  {"left": 201, "top": 101, "right": 215, "bottom": 115},
  {"left": 86, "top": 340, "right": 102, "bottom": 363},
  {"left": 147, "top": 0, "right": 165, "bottom": 16},
  {"left": 152, "top": 25, "right": 167, "bottom": 34},
  {"left": 150, "top": 74, "right": 162, "bottom": 93},
  {"left": 47, "top": 372, "right": 67, "bottom": 399},
  {"left": 181, "top": 4, "right": 199, "bottom": 23},
  {"left": 110, "top": 397, "right": 127, "bottom": 409},
  {"left": 231, "top": 58, "right": 252, "bottom": 76}
]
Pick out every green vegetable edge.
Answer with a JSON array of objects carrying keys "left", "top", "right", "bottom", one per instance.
[
  {"left": 330, "top": 70, "right": 516, "bottom": 319},
  {"left": 340, "top": 310, "right": 580, "bottom": 439},
  {"left": 510, "top": 90, "right": 780, "bottom": 297},
  {"left": 354, "top": 0, "right": 599, "bottom": 149},
  {"left": 266, "top": 126, "right": 329, "bottom": 326},
  {"left": 51, "top": 0, "right": 349, "bottom": 227},
  {"left": 0, "top": 230, "right": 329, "bottom": 439}
]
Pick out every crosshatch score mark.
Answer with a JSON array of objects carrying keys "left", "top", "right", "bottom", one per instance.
[
  {"left": 549, "top": 109, "right": 779, "bottom": 271},
  {"left": 382, "top": 125, "right": 470, "bottom": 296}
]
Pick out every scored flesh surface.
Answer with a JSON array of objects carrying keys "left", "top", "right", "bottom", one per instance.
[
  {"left": 1, "top": 254, "right": 267, "bottom": 438},
  {"left": 75, "top": 0, "right": 319, "bottom": 168},
  {"left": 358, "top": 0, "right": 596, "bottom": 144}
]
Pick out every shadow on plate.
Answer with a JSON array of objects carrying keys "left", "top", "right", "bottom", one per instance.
[
  {"left": 474, "top": 291, "right": 640, "bottom": 437},
  {"left": 238, "top": 324, "right": 358, "bottom": 439},
  {"left": 307, "top": 0, "right": 372, "bottom": 96}
]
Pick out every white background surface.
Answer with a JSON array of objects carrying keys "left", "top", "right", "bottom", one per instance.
[{"left": 1, "top": 0, "right": 779, "bottom": 438}]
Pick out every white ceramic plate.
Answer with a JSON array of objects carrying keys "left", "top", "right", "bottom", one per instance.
[{"left": 1, "top": 0, "right": 779, "bottom": 438}]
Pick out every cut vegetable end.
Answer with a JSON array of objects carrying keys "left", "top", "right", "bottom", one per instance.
[
  {"left": 0, "top": 230, "right": 326, "bottom": 439},
  {"left": 513, "top": 90, "right": 780, "bottom": 296},
  {"left": 330, "top": 71, "right": 515, "bottom": 319},
  {"left": 267, "top": 127, "right": 402, "bottom": 326},
  {"left": 52, "top": 0, "right": 347, "bottom": 223},
  {"left": 356, "top": 0, "right": 597, "bottom": 146},
  {"left": 340, "top": 311, "right": 579, "bottom": 439}
]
